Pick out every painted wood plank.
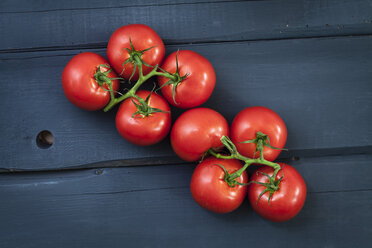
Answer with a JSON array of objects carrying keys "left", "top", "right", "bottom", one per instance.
[
  {"left": 1, "top": 154, "right": 370, "bottom": 193},
  {"left": 1, "top": 0, "right": 371, "bottom": 51},
  {"left": 0, "top": 0, "right": 233, "bottom": 12},
  {"left": 0, "top": 36, "right": 371, "bottom": 171},
  {"left": 1, "top": 190, "right": 369, "bottom": 248},
  {"left": 0, "top": 154, "right": 371, "bottom": 248},
  {"left": 0, "top": 0, "right": 229, "bottom": 11}
]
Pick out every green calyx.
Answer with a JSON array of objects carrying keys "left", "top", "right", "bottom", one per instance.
[
  {"left": 121, "top": 36, "right": 156, "bottom": 81},
  {"left": 94, "top": 64, "right": 113, "bottom": 86},
  {"left": 208, "top": 135, "right": 284, "bottom": 200},
  {"left": 102, "top": 45, "right": 187, "bottom": 112},
  {"left": 251, "top": 170, "right": 284, "bottom": 206},
  {"left": 221, "top": 136, "right": 239, "bottom": 155},
  {"left": 214, "top": 163, "right": 249, "bottom": 188},
  {"left": 94, "top": 64, "right": 123, "bottom": 97},
  {"left": 240, "top": 131, "right": 287, "bottom": 160},
  {"left": 131, "top": 91, "right": 168, "bottom": 118},
  {"left": 158, "top": 51, "right": 189, "bottom": 104}
]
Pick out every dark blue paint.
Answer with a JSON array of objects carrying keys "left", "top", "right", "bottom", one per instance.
[
  {"left": 0, "top": 155, "right": 371, "bottom": 248},
  {"left": 0, "top": 0, "right": 371, "bottom": 247},
  {"left": 0, "top": 0, "right": 372, "bottom": 51},
  {"left": 1, "top": 36, "right": 372, "bottom": 170}
]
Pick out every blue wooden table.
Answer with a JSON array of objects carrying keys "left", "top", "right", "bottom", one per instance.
[{"left": 0, "top": 1, "right": 371, "bottom": 247}]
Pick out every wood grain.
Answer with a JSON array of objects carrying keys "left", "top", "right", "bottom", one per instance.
[
  {"left": 1, "top": 1, "right": 371, "bottom": 247},
  {"left": 1, "top": 36, "right": 371, "bottom": 171},
  {"left": 0, "top": 0, "right": 233, "bottom": 12},
  {"left": 1, "top": 0, "right": 371, "bottom": 51},
  {"left": 0, "top": 154, "right": 370, "bottom": 248}
]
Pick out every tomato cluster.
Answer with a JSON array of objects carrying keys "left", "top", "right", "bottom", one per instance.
[
  {"left": 189, "top": 107, "right": 306, "bottom": 222},
  {"left": 62, "top": 24, "right": 306, "bottom": 222}
]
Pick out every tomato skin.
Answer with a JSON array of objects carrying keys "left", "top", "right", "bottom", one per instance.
[
  {"left": 191, "top": 157, "right": 248, "bottom": 213},
  {"left": 231, "top": 106, "right": 287, "bottom": 161},
  {"left": 158, "top": 50, "right": 216, "bottom": 109},
  {"left": 248, "top": 163, "right": 306, "bottom": 222},
  {"left": 115, "top": 90, "right": 171, "bottom": 146},
  {"left": 171, "top": 108, "right": 229, "bottom": 161},
  {"left": 107, "top": 24, "right": 165, "bottom": 81},
  {"left": 62, "top": 52, "right": 119, "bottom": 111}
]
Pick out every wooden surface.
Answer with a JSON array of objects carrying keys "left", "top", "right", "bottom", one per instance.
[
  {"left": 1, "top": 154, "right": 371, "bottom": 247},
  {"left": 0, "top": 0, "right": 371, "bottom": 247},
  {"left": 1, "top": 0, "right": 372, "bottom": 51},
  {"left": 1, "top": 36, "right": 372, "bottom": 171}
]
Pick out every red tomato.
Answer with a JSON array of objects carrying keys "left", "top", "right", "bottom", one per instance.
[
  {"left": 107, "top": 24, "right": 165, "bottom": 81},
  {"left": 191, "top": 157, "right": 248, "bottom": 213},
  {"left": 158, "top": 50, "right": 216, "bottom": 108},
  {"left": 62, "top": 52, "right": 119, "bottom": 111},
  {"left": 171, "top": 108, "right": 229, "bottom": 161},
  {"left": 115, "top": 90, "right": 171, "bottom": 146},
  {"left": 248, "top": 163, "right": 306, "bottom": 222},
  {"left": 231, "top": 106, "right": 287, "bottom": 161}
]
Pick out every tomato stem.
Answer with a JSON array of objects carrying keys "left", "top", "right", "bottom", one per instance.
[
  {"left": 94, "top": 65, "right": 117, "bottom": 101},
  {"left": 240, "top": 131, "right": 288, "bottom": 160},
  {"left": 103, "top": 57, "right": 178, "bottom": 112},
  {"left": 103, "top": 40, "right": 181, "bottom": 111},
  {"left": 209, "top": 136, "right": 286, "bottom": 206},
  {"left": 208, "top": 136, "right": 281, "bottom": 182}
]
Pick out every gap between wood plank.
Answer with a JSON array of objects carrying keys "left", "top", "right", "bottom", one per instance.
[
  {"left": 0, "top": 0, "right": 246, "bottom": 14},
  {"left": 308, "top": 189, "right": 372, "bottom": 194},
  {"left": 1, "top": 33, "right": 372, "bottom": 54},
  {"left": 1, "top": 146, "right": 371, "bottom": 173},
  {"left": 58, "top": 186, "right": 190, "bottom": 197},
  {"left": 50, "top": 188, "right": 372, "bottom": 198}
]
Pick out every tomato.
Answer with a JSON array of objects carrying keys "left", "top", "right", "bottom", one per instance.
[
  {"left": 115, "top": 90, "right": 171, "bottom": 146},
  {"left": 62, "top": 52, "right": 119, "bottom": 111},
  {"left": 107, "top": 24, "right": 165, "bottom": 81},
  {"left": 191, "top": 157, "right": 248, "bottom": 213},
  {"left": 171, "top": 108, "right": 229, "bottom": 161},
  {"left": 231, "top": 106, "right": 287, "bottom": 161},
  {"left": 158, "top": 50, "right": 216, "bottom": 109},
  {"left": 248, "top": 163, "right": 306, "bottom": 222}
]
